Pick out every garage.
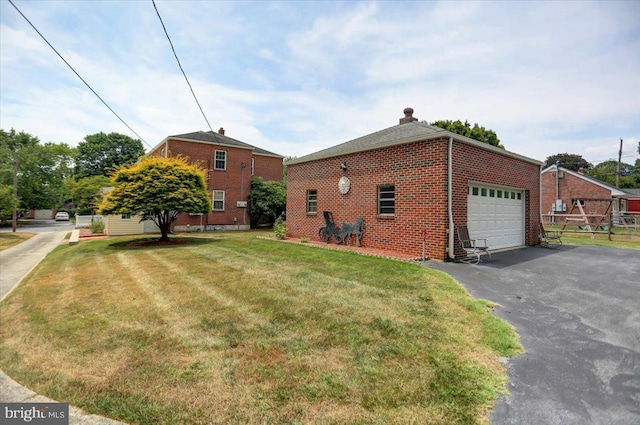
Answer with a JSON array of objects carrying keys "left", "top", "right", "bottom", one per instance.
[{"left": 468, "top": 184, "right": 524, "bottom": 250}]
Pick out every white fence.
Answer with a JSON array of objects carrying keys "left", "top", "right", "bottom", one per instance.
[{"left": 75, "top": 215, "right": 104, "bottom": 228}]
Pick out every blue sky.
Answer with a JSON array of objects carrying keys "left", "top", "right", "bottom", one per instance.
[{"left": 1, "top": 0, "right": 639, "bottom": 165}]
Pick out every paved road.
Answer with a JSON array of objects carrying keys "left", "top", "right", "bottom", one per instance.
[
  {"left": 427, "top": 245, "right": 640, "bottom": 425},
  {"left": 1, "top": 226, "right": 127, "bottom": 425}
]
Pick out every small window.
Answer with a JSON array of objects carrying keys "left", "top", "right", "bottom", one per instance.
[
  {"left": 489, "top": 189, "right": 495, "bottom": 197},
  {"left": 214, "top": 150, "right": 227, "bottom": 170},
  {"left": 306, "top": 190, "right": 317, "bottom": 213},
  {"left": 378, "top": 185, "right": 395, "bottom": 215},
  {"left": 212, "top": 190, "right": 225, "bottom": 211},
  {"left": 511, "top": 192, "right": 516, "bottom": 199},
  {"left": 497, "top": 190, "right": 503, "bottom": 198},
  {"left": 121, "top": 213, "right": 132, "bottom": 220},
  {"left": 251, "top": 158, "right": 255, "bottom": 176},
  {"left": 517, "top": 193, "right": 522, "bottom": 200},
  {"left": 481, "top": 188, "right": 487, "bottom": 197},
  {"left": 472, "top": 187, "right": 479, "bottom": 196}
]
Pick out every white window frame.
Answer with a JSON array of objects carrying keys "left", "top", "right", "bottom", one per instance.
[
  {"left": 306, "top": 189, "right": 318, "bottom": 213},
  {"left": 214, "top": 150, "right": 227, "bottom": 170},
  {"left": 212, "top": 190, "right": 225, "bottom": 211}
]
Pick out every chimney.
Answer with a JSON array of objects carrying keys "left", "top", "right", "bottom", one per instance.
[
  {"left": 578, "top": 167, "right": 585, "bottom": 175},
  {"left": 218, "top": 127, "right": 225, "bottom": 135},
  {"left": 399, "top": 107, "right": 418, "bottom": 124}
]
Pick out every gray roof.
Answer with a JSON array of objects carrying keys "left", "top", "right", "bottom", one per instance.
[
  {"left": 160, "top": 131, "right": 283, "bottom": 158},
  {"left": 287, "top": 121, "right": 541, "bottom": 166}
]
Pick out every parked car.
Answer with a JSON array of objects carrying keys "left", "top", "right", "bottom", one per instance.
[{"left": 55, "top": 212, "right": 70, "bottom": 221}]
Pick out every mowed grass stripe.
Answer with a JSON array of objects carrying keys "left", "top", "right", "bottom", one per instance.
[{"left": 0, "top": 234, "right": 521, "bottom": 424}]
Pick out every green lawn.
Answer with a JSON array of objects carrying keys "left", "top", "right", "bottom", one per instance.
[
  {"left": 545, "top": 225, "right": 640, "bottom": 250},
  {"left": 0, "top": 232, "right": 521, "bottom": 424},
  {"left": 0, "top": 232, "right": 35, "bottom": 251}
]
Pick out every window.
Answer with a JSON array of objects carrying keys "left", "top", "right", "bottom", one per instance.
[
  {"left": 472, "top": 187, "right": 479, "bottom": 196},
  {"left": 306, "top": 190, "right": 318, "bottom": 213},
  {"left": 251, "top": 158, "right": 255, "bottom": 176},
  {"left": 497, "top": 190, "right": 503, "bottom": 198},
  {"left": 121, "top": 213, "right": 132, "bottom": 220},
  {"left": 511, "top": 192, "right": 516, "bottom": 199},
  {"left": 517, "top": 193, "right": 522, "bottom": 200},
  {"left": 212, "top": 190, "right": 225, "bottom": 211},
  {"left": 489, "top": 189, "right": 495, "bottom": 197},
  {"left": 378, "top": 185, "right": 395, "bottom": 215},
  {"left": 481, "top": 188, "right": 487, "bottom": 196},
  {"left": 214, "top": 150, "right": 227, "bottom": 170}
]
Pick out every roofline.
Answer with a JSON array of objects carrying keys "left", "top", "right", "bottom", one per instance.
[
  {"left": 148, "top": 135, "right": 284, "bottom": 158},
  {"left": 541, "top": 165, "right": 627, "bottom": 196},
  {"left": 287, "top": 129, "right": 542, "bottom": 166}
]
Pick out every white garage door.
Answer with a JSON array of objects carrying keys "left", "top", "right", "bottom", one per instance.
[{"left": 468, "top": 184, "right": 524, "bottom": 250}]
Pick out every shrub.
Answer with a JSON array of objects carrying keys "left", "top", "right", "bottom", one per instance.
[
  {"left": 90, "top": 219, "right": 105, "bottom": 234},
  {"left": 273, "top": 215, "right": 287, "bottom": 240}
]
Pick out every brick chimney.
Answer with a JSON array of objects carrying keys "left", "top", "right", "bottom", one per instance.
[
  {"left": 399, "top": 107, "right": 418, "bottom": 124},
  {"left": 218, "top": 127, "right": 225, "bottom": 135}
]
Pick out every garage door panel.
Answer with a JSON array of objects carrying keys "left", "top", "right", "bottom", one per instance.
[{"left": 468, "top": 184, "right": 524, "bottom": 250}]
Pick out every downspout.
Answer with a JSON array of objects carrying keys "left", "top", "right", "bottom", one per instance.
[
  {"left": 448, "top": 136, "right": 455, "bottom": 260},
  {"left": 164, "top": 139, "right": 168, "bottom": 158}
]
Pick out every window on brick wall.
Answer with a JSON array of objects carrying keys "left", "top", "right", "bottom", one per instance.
[
  {"left": 378, "top": 184, "right": 395, "bottom": 215},
  {"left": 212, "top": 190, "right": 225, "bottom": 211},
  {"left": 215, "top": 150, "right": 227, "bottom": 170},
  {"left": 306, "top": 190, "right": 318, "bottom": 213}
]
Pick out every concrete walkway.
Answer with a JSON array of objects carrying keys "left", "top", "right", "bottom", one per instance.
[{"left": 0, "top": 231, "right": 127, "bottom": 425}]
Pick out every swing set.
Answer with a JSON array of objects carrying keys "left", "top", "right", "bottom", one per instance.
[{"left": 556, "top": 198, "right": 614, "bottom": 240}]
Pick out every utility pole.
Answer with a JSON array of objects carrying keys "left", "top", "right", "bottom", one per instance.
[
  {"left": 616, "top": 138, "right": 623, "bottom": 188},
  {"left": 12, "top": 155, "right": 18, "bottom": 233}
]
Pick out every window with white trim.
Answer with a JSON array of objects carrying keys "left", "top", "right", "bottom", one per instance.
[
  {"left": 121, "top": 213, "right": 132, "bottom": 220},
  {"left": 306, "top": 190, "right": 317, "bottom": 213},
  {"left": 214, "top": 150, "right": 227, "bottom": 170},
  {"left": 212, "top": 190, "right": 225, "bottom": 211},
  {"left": 378, "top": 184, "right": 395, "bottom": 215}
]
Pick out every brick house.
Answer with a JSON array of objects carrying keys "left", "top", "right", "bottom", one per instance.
[
  {"left": 541, "top": 165, "right": 634, "bottom": 222},
  {"left": 147, "top": 128, "right": 283, "bottom": 230},
  {"left": 286, "top": 108, "right": 543, "bottom": 261}
]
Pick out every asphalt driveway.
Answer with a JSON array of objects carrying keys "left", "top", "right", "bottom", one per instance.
[{"left": 426, "top": 245, "right": 640, "bottom": 425}]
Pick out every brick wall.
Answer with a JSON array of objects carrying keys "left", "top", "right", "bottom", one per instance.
[
  {"left": 541, "top": 170, "right": 613, "bottom": 222},
  {"left": 287, "top": 137, "right": 541, "bottom": 260},
  {"left": 451, "top": 142, "right": 541, "bottom": 257},
  {"left": 148, "top": 138, "right": 283, "bottom": 228}
]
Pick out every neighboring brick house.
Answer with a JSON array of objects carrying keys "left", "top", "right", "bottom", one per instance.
[
  {"left": 147, "top": 128, "right": 283, "bottom": 231},
  {"left": 286, "top": 108, "right": 543, "bottom": 261},
  {"left": 541, "top": 165, "right": 634, "bottom": 221}
]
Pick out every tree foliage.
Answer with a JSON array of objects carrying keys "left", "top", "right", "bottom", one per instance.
[
  {"left": 68, "top": 175, "right": 112, "bottom": 215},
  {"left": 76, "top": 132, "right": 145, "bottom": 178},
  {"left": 543, "top": 153, "right": 593, "bottom": 172},
  {"left": 428, "top": 120, "right": 503, "bottom": 148},
  {"left": 0, "top": 184, "right": 18, "bottom": 225},
  {"left": 588, "top": 160, "right": 639, "bottom": 188},
  {"left": 99, "top": 156, "right": 211, "bottom": 241},
  {"left": 0, "top": 129, "right": 76, "bottom": 210},
  {"left": 248, "top": 176, "right": 286, "bottom": 227}
]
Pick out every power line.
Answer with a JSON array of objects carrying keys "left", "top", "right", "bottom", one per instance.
[
  {"left": 8, "top": 0, "right": 151, "bottom": 149},
  {"left": 152, "top": 0, "right": 217, "bottom": 140}
]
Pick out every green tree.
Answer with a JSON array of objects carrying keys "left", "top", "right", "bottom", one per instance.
[
  {"left": 99, "top": 156, "right": 211, "bottom": 241},
  {"left": 588, "top": 160, "right": 638, "bottom": 188},
  {"left": 68, "top": 175, "right": 112, "bottom": 214},
  {"left": 543, "top": 153, "right": 593, "bottom": 172},
  {"left": 248, "top": 176, "right": 286, "bottom": 227},
  {"left": 0, "top": 129, "right": 76, "bottom": 210},
  {"left": 0, "top": 184, "right": 18, "bottom": 226},
  {"left": 76, "top": 132, "right": 145, "bottom": 178},
  {"left": 428, "top": 120, "right": 503, "bottom": 148},
  {"left": 283, "top": 156, "right": 296, "bottom": 182}
]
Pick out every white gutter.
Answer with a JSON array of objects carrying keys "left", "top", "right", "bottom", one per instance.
[{"left": 448, "top": 136, "right": 455, "bottom": 260}]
